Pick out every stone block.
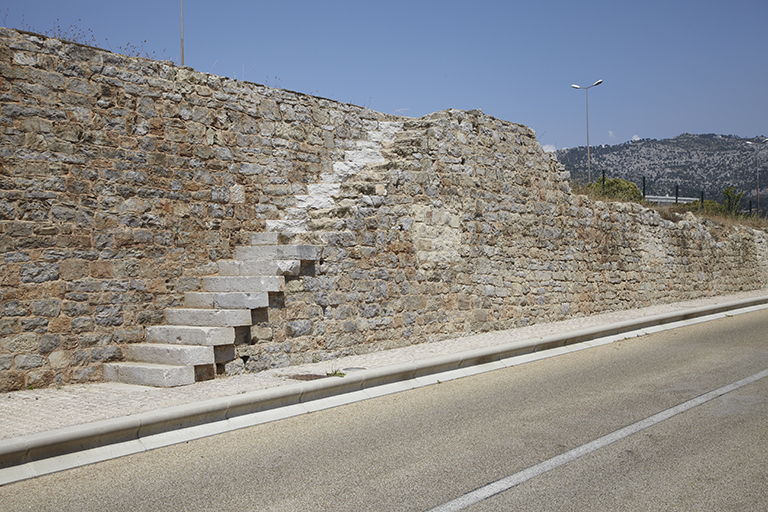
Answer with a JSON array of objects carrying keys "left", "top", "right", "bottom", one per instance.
[
  {"left": 0, "top": 371, "right": 25, "bottom": 393},
  {"left": 251, "top": 326, "right": 273, "bottom": 341},
  {"left": 165, "top": 308, "right": 253, "bottom": 327},
  {"left": 287, "top": 320, "right": 312, "bottom": 337},
  {"left": 20, "top": 262, "right": 59, "bottom": 283},
  {"left": 146, "top": 325, "right": 235, "bottom": 346},
  {"left": 295, "top": 194, "right": 335, "bottom": 210},
  {"left": 91, "top": 346, "right": 122, "bottom": 362},
  {"left": 250, "top": 233, "right": 279, "bottom": 245},
  {"left": 184, "top": 291, "right": 269, "bottom": 309},
  {"left": 48, "top": 350, "right": 70, "bottom": 369},
  {"left": 90, "top": 260, "right": 113, "bottom": 278},
  {"left": 214, "top": 345, "right": 235, "bottom": 363},
  {"left": 122, "top": 343, "right": 214, "bottom": 366},
  {"left": 103, "top": 362, "right": 195, "bottom": 387},
  {"left": 235, "top": 245, "right": 320, "bottom": 261},
  {"left": 38, "top": 334, "right": 60, "bottom": 353},
  {"left": 14, "top": 353, "right": 45, "bottom": 370},
  {"left": 2, "top": 333, "right": 37, "bottom": 353},
  {"left": 33, "top": 299, "right": 61, "bottom": 317},
  {"left": 201, "top": 275, "right": 284, "bottom": 293},
  {"left": 265, "top": 220, "right": 307, "bottom": 233}
]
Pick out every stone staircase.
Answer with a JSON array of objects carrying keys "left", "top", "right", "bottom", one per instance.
[
  {"left": 103, "top": 233, "right": 320, "bottom": 387},
  {"left": 104, "top": 119, "right": 404, "bottom": 387}
]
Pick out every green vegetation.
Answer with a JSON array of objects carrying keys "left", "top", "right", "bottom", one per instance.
[
  {"left": 585, "top": 177, "right": 643, "bottom": 202},
  {"left": 678, "top": 186, "right": 746, "bottom": 217},
  {"left": 576, "top": 178, "right": 768, "bottom": 229}
]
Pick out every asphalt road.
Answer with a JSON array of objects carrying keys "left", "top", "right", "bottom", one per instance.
[{"left": 2, "top": 309, "right": 767, "bottom": 511}]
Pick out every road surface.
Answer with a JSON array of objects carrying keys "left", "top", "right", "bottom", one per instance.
[{"left": 2, "top": 309, "right": 767, "bottom": 511}]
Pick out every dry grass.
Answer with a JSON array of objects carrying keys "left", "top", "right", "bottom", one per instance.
[{"left": 572, "top": 183, "right": 768, "bottom": 230}]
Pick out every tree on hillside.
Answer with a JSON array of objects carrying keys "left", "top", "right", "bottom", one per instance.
[
  {"left": 586, "top": 178, "right": 643, "bottom": 202},
  {"left": 721, "top": 186, "right": 745, "bottom": 216}
]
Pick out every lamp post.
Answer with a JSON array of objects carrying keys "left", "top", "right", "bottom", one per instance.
[
  {"left": 572, "top": 79, "right": 603, "bottom": 183},
  {"left": 746, "top": 138, "right": 768, "bottom": 216},
  {"left": 180, "top": 0, "right": 184, "bottom": 66}
]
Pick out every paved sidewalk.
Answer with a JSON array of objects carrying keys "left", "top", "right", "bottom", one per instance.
[{"left": 2, "top": 289, "right": 767, "bottom": 443}]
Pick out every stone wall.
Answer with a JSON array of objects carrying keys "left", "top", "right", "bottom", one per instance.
[{"left": 1, "top": 28, "right": 766, "bottom": 391}]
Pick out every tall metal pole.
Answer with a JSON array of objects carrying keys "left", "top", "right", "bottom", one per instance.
[
  {"left": 180, "top": 0, "right": 184, "bottom": 66},
  {"left": 572, "top": 80, "right": 603, "bottom": 184},
  {"left": 586, "top": 86, "right": 591, "bottom": 183},
  {"left": 746, "top": 139, "right": 768, "bottom": 216}
]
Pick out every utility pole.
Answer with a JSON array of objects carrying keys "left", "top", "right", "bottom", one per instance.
[{"left": 180, "top": 0, "right": 184, "bottom": 66}]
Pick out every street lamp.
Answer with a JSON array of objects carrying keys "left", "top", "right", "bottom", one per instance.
[
  {"left": 572, "top": 79, "right": 603, "bottom": 183},
  {"left": 180, "top": 0, "right": 184, "bottom": 66},
  {"left": 746, "top": 138, "right": 768, "bottom": 215}
]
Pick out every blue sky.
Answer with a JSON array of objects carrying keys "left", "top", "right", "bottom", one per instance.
[{"left": 4, "top": 1, "right": 767, "bottom": 150}]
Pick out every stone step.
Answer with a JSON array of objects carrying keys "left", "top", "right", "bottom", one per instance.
[
  {"left": 236, "top": 244, "right": 320, "bottom": 261},
  {"left": 250, "top": 232, "right": 279, "bottom": 245},
  {"left": 201, "top": 275, "right": 284, "bottom": 293},
  {"left": 121, "top": 343, "right": 214, "bottom": 366},
  {"left": 103, "top": 362, "right": 195, "bottom": 387},
  {"left": 184, "top": 291, "right": 269, "bottom": 309},
  {"left": 165, "top": 308, "right": 253, "bottom": 327},
  {"left": 146, "top": 325, "right": 235, "bottom": 346},
  {"left": 218, "top": 259, "right": 299, "bottom": 276}
]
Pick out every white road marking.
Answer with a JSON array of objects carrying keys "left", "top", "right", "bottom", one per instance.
[{"left": 427, "top": 368, "right": 768, "bottom": 512}]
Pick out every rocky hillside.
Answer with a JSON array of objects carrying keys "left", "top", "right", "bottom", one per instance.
[{"left": 556, "top": 134, "right": 768, "bottom": 209}]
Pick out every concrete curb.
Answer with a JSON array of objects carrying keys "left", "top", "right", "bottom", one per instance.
[{"left": 2, "top": 295, "right": 767, "bottom": 484}]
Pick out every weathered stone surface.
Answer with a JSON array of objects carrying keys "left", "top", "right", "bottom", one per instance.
[
  {"left": 103, "top": 362, "right": 195, "bottom": 387},
  {"left": 1, "top": 28, "right": 767, "bottom": 391},
  {"left": 122, "top": 343, "right": 214, "bottom": 366}
]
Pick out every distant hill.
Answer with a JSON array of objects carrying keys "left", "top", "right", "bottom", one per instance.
[{"left": 556, "top": 134, "right": 768, "bottom": 211}]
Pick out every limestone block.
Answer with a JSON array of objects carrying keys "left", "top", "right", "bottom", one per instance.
[
  {"left": 276, "top": 260, "right": 300, "bottom": 276},
  {"left": 48, "top": 350, "right": 70, "bottom": 369},
  {"left": 165, "top": 308, "right": 253, "bottom": 327},
  {"left": 184, "top": 291, "right": 269, "bottom": 309},
  {"left": 229, "top": 185, "right": 245, "bottom": 204},
  {"left": 295, "top": 194, "right": 335, "bottom": 210},
  {"left": 235, "top": 245, "right": 319, "bottom": 261},
  {"left": 265, "top": 220, "right": 307, "bottom": 233},
  {"left": 345, "top": 147, "right": 385, "bottom": 165},
  {"left": 122, "top": 343, "right": 214, "bottom": 366},
  {"left": 326, "top": 161, "right": 367, "bottom": 182},
  {"left": 14, "top": 354, "right": 45, "bottom": 370},
  {"left": 103, "top": 362, "right": 195, "bottom": 387},
  {"left": 308, "top": 183, "right": 341, "bottom": 196},
  {"left": 146, "top": 325, "right": 235, "bottom": 346},
  {"left": 201, "top": 275, "right": 284, "bottom": 293},
  {"left": 1, "top": 333, "right": 37, "bottom": 352},
  {"left": 250, "top": 233, "right": 280, "bottom": 245},
  {"left": 218, "top": 259, "right": 280, "bottom": 276}
]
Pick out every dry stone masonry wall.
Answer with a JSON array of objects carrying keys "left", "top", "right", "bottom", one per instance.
[{"left": 1, "top": 28, "right": 767, "bottom": 391}]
